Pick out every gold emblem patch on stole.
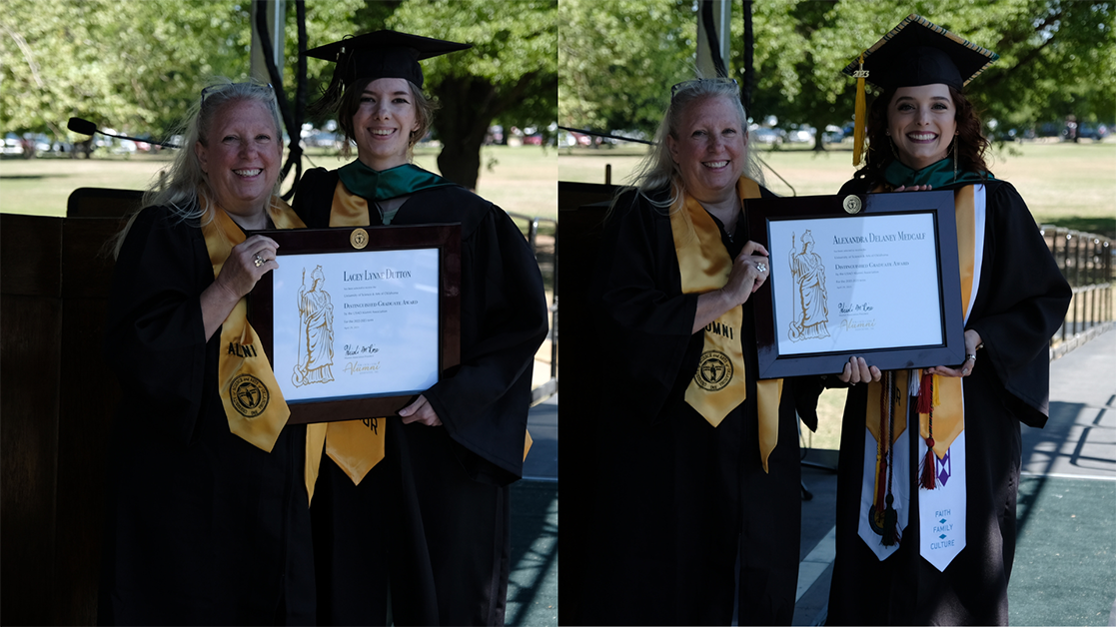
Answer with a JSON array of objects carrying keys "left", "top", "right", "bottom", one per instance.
[
  {"left": 695, "top": 350, "right": 733, "bottom": 391},
  {"left": 230, "top": 373, "right": 270, "bottom": 418}
]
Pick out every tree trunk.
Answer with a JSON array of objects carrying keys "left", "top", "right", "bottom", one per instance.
[
  {"left": 433, "top": 75, "right": 498, "bottom": 191},
  {"left": 811, "top": 113, "right": 827, "bottom": 152},
  {"left": 431, "top": 72, "right": 544, "bottom": 191}
]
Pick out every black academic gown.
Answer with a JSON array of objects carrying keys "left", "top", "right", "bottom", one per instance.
[
  {"left": 577, "top": 187, "right": 815, "bottom": 626},
  {"left": 293, "top": 168, "right": 549, "bottom": 626},
  {"left": 99, "top": 206, "right": 315, "bottom": 626},
  {"left": 825, "top": 179, "right": 1071, "bottom": 625}
]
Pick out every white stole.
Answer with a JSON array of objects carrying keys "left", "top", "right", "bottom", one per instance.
[{"left": 857, "top": 185, "right": 986, "bottom": 571}]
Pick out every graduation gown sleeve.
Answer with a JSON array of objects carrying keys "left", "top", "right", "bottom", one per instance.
[
  {"left": 421, "top": 198, "right": 550, "bottom": 484},
  {"left": 593, "top": 190, "right": 701, "bottom": 423},
  {"left": 104, "top": 206, "right": 211, "bottom": 446},
  {"left": 965, "top": 181, "right": 1071, "bottom": 427}
]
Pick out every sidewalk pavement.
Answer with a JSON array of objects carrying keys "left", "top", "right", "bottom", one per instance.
[
  {"left": 505, "top": 328, "right": 1115, "bottom": 626},
  {"left": 507, "top": 395, "right": 559, "bottom": 626},
  {"left": 793, "top": 328, "right": 1116, "bottom": 626}
]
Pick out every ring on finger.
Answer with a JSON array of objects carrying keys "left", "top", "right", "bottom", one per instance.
[
  {"left": 966, "top": 353, "right": 977, "bottom": 362},
  {"left": 254, "top": 254, "right": 264, "bottom": 268},
  {"left": 756, "top": 262, "right": 767, "bottom": 273}
]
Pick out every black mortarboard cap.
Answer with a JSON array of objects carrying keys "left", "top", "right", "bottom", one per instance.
[
  {"left": 843, "top": 15, "right": 998, "bottom": 166},
  {"left": 306, "top": 30, "right": 471, "bottom": 90},
  {"left": 842, "top": 15, "right": 999, "bottom": 89}
]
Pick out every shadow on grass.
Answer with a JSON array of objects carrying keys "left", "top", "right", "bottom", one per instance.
[
  {"left": 1041, "top": 217, "right": 1116, "bottom": 240},
  {"left": 0, "top": 174, "right": 70, "bottom": 180}
]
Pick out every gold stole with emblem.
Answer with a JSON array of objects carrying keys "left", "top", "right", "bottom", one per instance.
[
  {"left": 669, "top": 177, "right": 784, "bottom": 472},
  {"left": 201, "top": 197, "right": 305, "bottom": 453},
  {"left": 305, "top": 182, "right": 533, "bottom": 503}
]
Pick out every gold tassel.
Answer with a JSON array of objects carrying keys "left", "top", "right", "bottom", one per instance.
[{"left": 853, "top": 53, "right": 868, "bottom": 167}]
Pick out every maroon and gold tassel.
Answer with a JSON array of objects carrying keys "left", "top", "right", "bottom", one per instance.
[
  {"left": 918, "top": 371, "right": 937, "bottom": 490},
  {"left": 881, "top": 372, "right": 900, "bottom": 545},
  {"left": 874, "top": 373, "right": 890, "bottom": 514}
]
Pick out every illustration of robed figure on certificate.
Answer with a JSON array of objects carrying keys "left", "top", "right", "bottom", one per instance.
[
  {"left": 788, "top": 230, "right": 831, "bottom": 341},
  {"left": 293, "top": 265, "right": 335, "bottom": 387}
]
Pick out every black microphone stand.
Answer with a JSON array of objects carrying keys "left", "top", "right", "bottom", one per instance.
[{"left": 67, "top": 117, "right": 180, "bottom": 149}]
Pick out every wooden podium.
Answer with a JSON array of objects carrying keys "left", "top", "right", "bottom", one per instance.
[
  {"left": 0, "top": 188, "right": 140, "bottom": 624},
  {"left": 555, "top": 181, "right": 614, "bottom": 625}
]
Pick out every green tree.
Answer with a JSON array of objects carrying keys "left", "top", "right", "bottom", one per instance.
[
  {"left": 741, "top": 0, "right": 863, "bottom": 151},
  {"left": 379, "top": 0, "right": 557, "bottom": 189},
  {"left": 559, "top": 0, "right": 1115, "bottom": 150},
  {"left": 1, "top": 0, "right": 392, "bottom": 144},
  {"left": 559, "top": 0, "right": 695, "bottom": 138},
  {"left": 282, "top": 0, "right": 368, "bottom": 113},
  {"left": 0, "top": 0, "right": 254, "bottom": 141},
  {"left": 740, "top": 0, "right": 1116, "bottom": 149}
]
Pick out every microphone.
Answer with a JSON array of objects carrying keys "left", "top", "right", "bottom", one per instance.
[{"left": 67, "top": 117, "right": 180, "bottom": 149}]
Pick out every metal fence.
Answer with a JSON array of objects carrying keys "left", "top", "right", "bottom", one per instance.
[
  {"left": 508, "top": 211, "right": 558, "bottom": 403},
  {"left": 1042, "top": 225, "right": 1115, "bottom": 359}
]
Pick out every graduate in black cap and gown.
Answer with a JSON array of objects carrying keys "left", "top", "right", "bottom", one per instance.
[
  {"left": 573, "top": 77, "right": 817, "bottom": 626},
  {"left": 823, "top": 15, "right": 1071, "bottom": 625},
  {"left": 293, "top": 31, "right": 548, "bottom": 626}
]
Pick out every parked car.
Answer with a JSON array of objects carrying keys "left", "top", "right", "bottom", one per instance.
[
  {"left": 823, "top": 125, "right": 846, "bottom": 143},
  {"left": 2, "top": 133, "right": 24, "bottom": 155},
  {"left": 784, "top": 125, "right": 816, "bottom": 144},
  {"left": 1078, "top": 123, "right": 1109, "bottom": 140},
  {"left": 749, "top": 126, "right": 784, "bottom": 146},
  {"left": 305, "top": 131, "right": 343, "bottom": 149},
  {"left": 562, "top": 131, "right": 592, "bottom": 147},
  {"left": 1036, "top": 122, "right": 1061, "bottom": 137}
]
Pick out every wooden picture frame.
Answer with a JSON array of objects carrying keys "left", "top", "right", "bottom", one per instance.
[{"left": 248, "top": 224, "right": 461, "bottom": 424}]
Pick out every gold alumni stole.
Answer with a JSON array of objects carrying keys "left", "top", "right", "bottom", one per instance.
[
  {"left": 670, "top": 177, "right": 784, "bottom": 472},
  {"left": 201, "top": 196, "right": 305, "bottom": 453}
]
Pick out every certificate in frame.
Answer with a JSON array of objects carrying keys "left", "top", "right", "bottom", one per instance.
[
  {"left": 248, "top": 224, "right": 460, "bottom": 424},
  {"left": 745, "top": 190, "right": 965, "bottom": 379}
]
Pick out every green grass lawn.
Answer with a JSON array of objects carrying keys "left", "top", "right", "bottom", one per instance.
[
  {"left": 0, "top": 143, "right": 558, "bottom": 221},
  {"left": 560, "top": 138, "right": 1116, "bottom": 238}
]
